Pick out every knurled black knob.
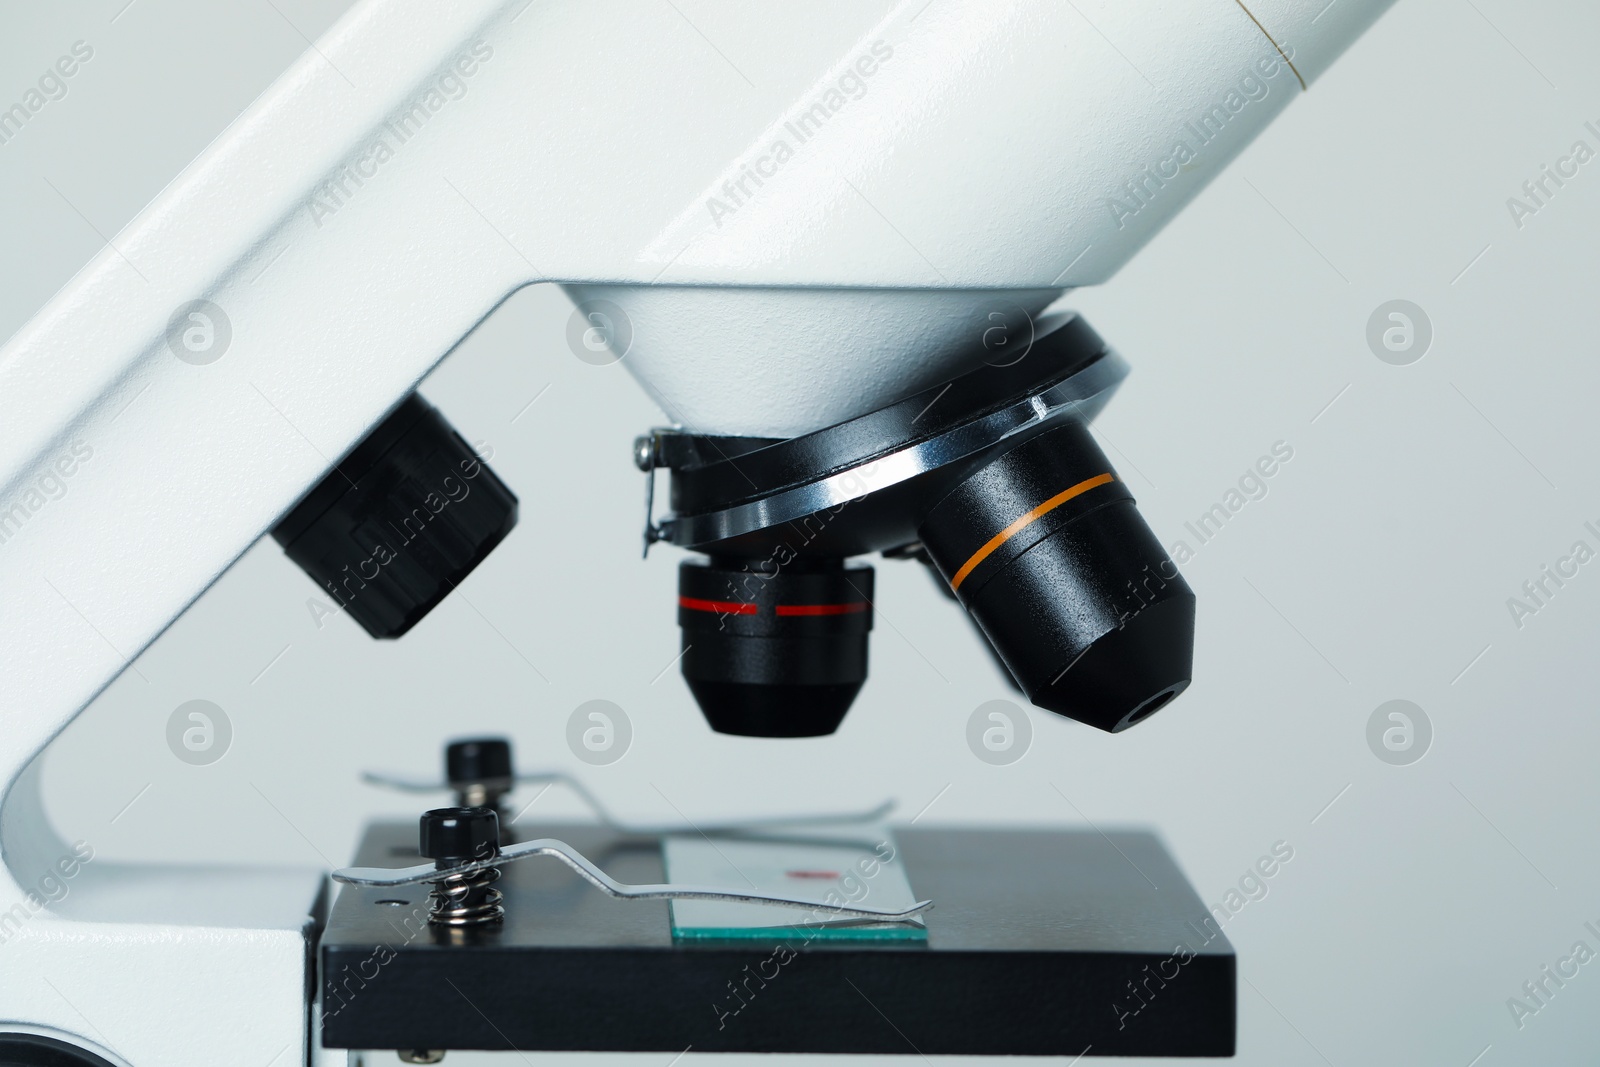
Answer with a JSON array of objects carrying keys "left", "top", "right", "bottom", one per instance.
[
  {"left": 271, "top": 394, "right": 518, "bottom": 639},
  {"left": 446, "top": 738, "right": 513, "bottom": 786},
  {"left": 419, "top": 806, "right": 501, "bottom": 865}
]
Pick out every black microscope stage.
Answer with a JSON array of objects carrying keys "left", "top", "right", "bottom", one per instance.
[{"left": 320, "top": 822, "right": 1235, "bottom": 1056}]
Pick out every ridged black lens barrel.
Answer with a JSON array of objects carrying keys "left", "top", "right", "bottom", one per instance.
[
  {"left": 271, "top": 394, "right": 517, "bottom": 639},
  {"left": 678, "top": 559, "right": 874, "bottom": 738},
  {"left": 918, "top": 421, "right": 1194, "bottom": 732}
]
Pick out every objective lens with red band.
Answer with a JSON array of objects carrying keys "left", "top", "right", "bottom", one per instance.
[{"left": 677, "top": 559, "right": 874, "bottom": 737}]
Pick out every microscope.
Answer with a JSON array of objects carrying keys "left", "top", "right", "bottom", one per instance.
[{"left": 0, "top": 1, "right": 1392, "bottom": 1062}]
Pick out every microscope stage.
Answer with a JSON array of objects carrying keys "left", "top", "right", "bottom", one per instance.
[{"left": 321, "top": 823, "right": 1234, "bottom": 1056}]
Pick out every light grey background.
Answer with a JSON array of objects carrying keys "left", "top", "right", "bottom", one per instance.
[{"left": 4, "top": 0, "right": 1599, "bottom": 1063}]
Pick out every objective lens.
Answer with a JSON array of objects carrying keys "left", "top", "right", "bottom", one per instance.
[
  {"left": 917, "top": 420, "right": 1194, "bottom": 732},
  {"left": 678, "top": 558, "right": 874, "bottom": 737}
]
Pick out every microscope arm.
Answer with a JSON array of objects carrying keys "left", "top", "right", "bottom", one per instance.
[
  {"left": 0, "top": 0, "right": 1391, "bottom": 908},
  {"left": 0, "top": 4, "right": 1396, "bottom": 1057}
]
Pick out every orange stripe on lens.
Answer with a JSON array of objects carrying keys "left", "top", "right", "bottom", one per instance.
[{"left": 948, "top": 472, "right": 1115, "bottom": 592}]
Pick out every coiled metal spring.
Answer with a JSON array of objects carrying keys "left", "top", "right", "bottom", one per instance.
[{"left": 428, "top": 864, "right": 504, "bottom": 927}]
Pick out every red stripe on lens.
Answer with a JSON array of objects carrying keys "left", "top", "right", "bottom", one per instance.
[
  {"left": 678, "top": 595, "right": 758, "bottom": 616},
  {"left": 775, "top": 603, "right": 868, "bottom": 617}
]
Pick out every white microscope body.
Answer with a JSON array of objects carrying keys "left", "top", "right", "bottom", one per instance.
[{"left": 0, "top": 1, "right": 1389, "bottom": 1061}]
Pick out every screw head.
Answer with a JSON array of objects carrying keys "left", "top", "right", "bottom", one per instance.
[
  {"left": 633, "top": 434, "right": 656, "bottom": 472},
  {"left": 419, "top": 806, "right": 500, "bottom": 864},
  {"left": 445, "top": 737, "right": 513, "bottom": 786}
]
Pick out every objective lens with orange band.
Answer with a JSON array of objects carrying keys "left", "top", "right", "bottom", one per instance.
[
  {"left": 948, "top": 472, "right": 1116, "bottom": 592},
  {"left": 918, "top": 421, "right": 1193, "bottom": 733}
]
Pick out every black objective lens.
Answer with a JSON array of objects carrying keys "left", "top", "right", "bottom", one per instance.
[
  {"left": 678, "top": 558, "right": 874, "bottom": 738},
  {"left": 918, "top": 420, "right": 1194, "bottom": 732}
]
